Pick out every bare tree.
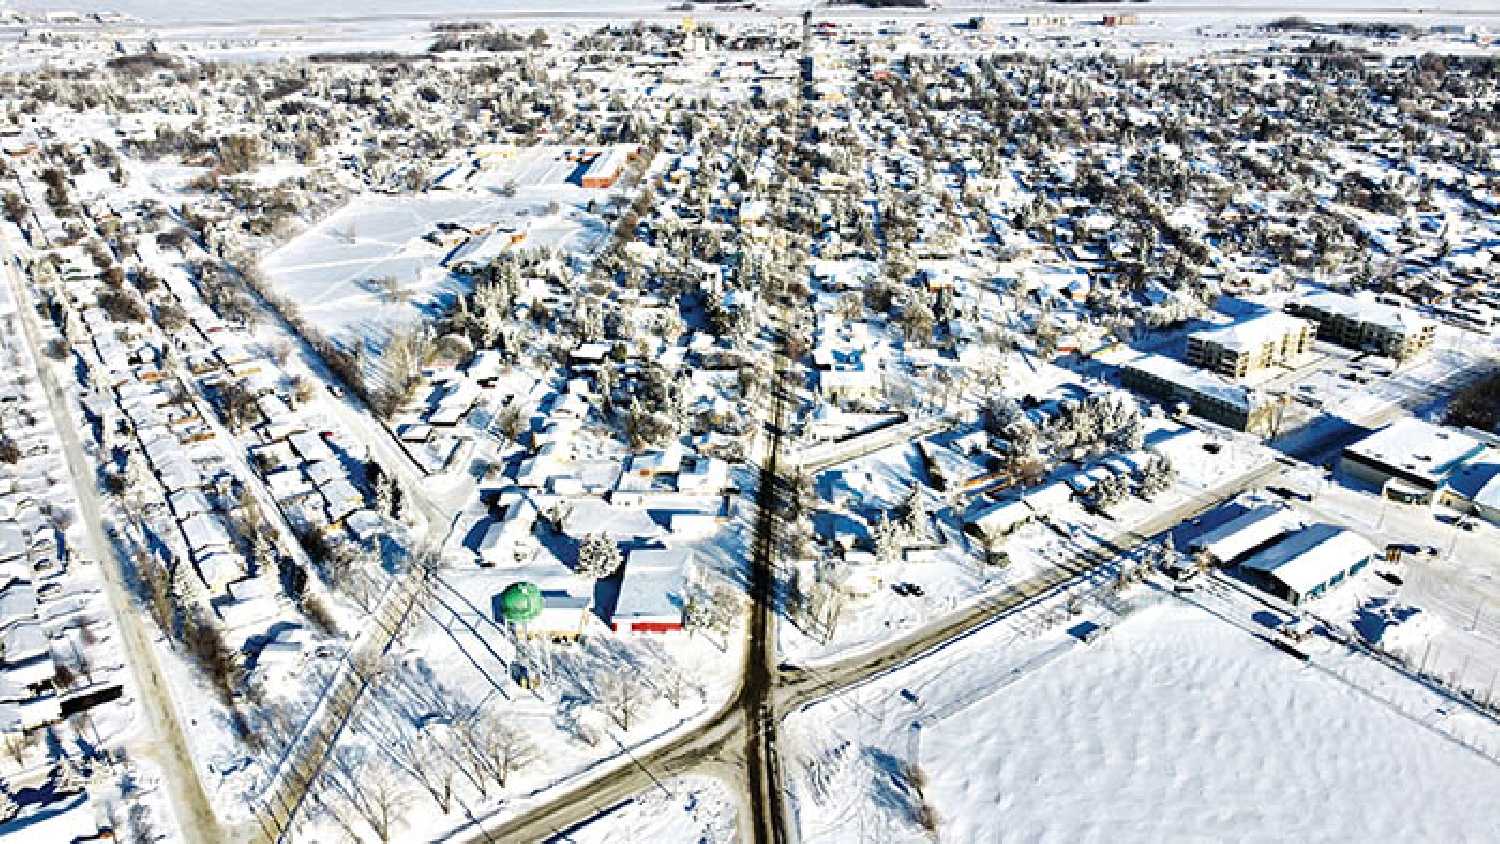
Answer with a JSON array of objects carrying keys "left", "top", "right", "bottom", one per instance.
[
  {"left": 353, "top": 766, "right": 414, "bottom": 843},
  {"left": 449, "top": 714, "right": 491, "bottom": 799},
  {"left": 393, "top": 729, "right": 457, "bottom": 813},
  {"left": 1, "top": 733, "right": 28, "bottom": 768},
  {"left": 597, "top": 673, "right": 648, "bottom": 732},
  {"left": 479, "top": 721, "right": 537, "bottom": 789},
  {"left": 496, "top": 402, "right": 527, "bottom": 445},
  {"left": 125, "top": 800, "right": 157, "bottom": 844}
]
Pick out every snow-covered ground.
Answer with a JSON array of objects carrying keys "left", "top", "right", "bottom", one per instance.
[
  {"left": 0, "top": 234, "right": 178, "bottom": 841},
  {"left": 554, "top": 775, "right": 738, "bottom": 844},
  {"left": 1243, "top": 470, "right": 1500, "bottom": 700},
  {"left": 8, "top": 0, "right": 1500, "bottom": 23},
  {"left": 260, "top": 187, "right": 607, "bottom": 358},
  {"left": 785, "top": 595, "right": 1500, "bottom": 843}
]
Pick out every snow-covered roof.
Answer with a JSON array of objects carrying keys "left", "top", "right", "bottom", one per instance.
[
  {"left": 1, "top": 620, "right": 48, "bottom": 664},
  {"left": 289, "top": 431, "right": 337, "bottom": 464},
  {"left": 467, "top": 350, "right": 505, "bottom": 381},
  {"left": 615, "top": 548, "right": 690, "bottom": 625},
  {"left": 181, "top": 513, "right": 233, "bottom": 555},
  {"left": 1122, "top": 353, "right": 1261, "bottom": 412},
  {"left": 1344, "top": 418, "right": 1488, "bottom": 487},
  {"left": 1240, "top": 524, "right": 1377, "bottom": 597},
  {"left": 1024, "top": 480, "right": 1075, "bottom": 514},
  {"left": 583, "top": 145, "right": 633, "bottom": 180},
  {"left": 1473, "top": 468, "right": 1500, "bottom": 513},
  {"left": 169, "top": 489, "right": 214, "bottom": 520},
  {"left": 0, "top": 523, "right": 22, "bottom": 562},
  {"left": 1292, "top": 291, "right": 1433, "bottom": 334},
  {"left": 0, "top": 583, "right": 37, "bottom": 627},
  {"left": 321, "top": 479, "right": 365, "bottom": 522},
  {"left": 479, "top": 499, "right": 539, "bottom": 561},
  {"left": 563, "top": 499, "right": 662, "bottom": 540},
  {"left": 533, "top": 593, "right": 592, "bottom": 635},
  {"left": 1189, "top": 504, "right": 1300, "bottom": 564},
  {"left": 266, "top": 468, "right": 313, "bottom": 502},
  {"left": 965, "top": 499, "right": 1032, "bottom": 537},
  {"left": 196, "top": 552, "right": 243, "bottom": 588},
  {"left": 1189, "top": 312, "right": 1309, "bottom": 353}
]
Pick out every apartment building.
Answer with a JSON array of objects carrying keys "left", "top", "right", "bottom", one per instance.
[
  {"left": 1287, "top": 292, "right": 1435, "bottom": 361},
  {"left": 1120, "top": 353, "right": 1283, "bottom": 434},
  {"left": 1186, "top": 312, "right": 1313, "bottom": 379}
]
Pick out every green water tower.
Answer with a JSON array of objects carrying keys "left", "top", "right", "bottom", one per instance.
[{"left": 499, "top": 581, "right": 544, "bottom": 626}]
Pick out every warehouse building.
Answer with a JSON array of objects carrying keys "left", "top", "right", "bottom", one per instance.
[
  {"left": 580, "top": 145, "right": 634, "bottom": 189},
  {"left": 1339, "top": 417, "right": 1490, "bottom": 498},
  {"left": 611, "top": 547, "right": 691, "bottom": 634},
  {"left": 1238, "top": 523, "right": 1376, "bottom": 605},
  {"left": 1438, "top": 459, "right": 1500, "bottom": 527},
  {"left": 1187, "top": 504, "right": 1302, "bottom": 566}
]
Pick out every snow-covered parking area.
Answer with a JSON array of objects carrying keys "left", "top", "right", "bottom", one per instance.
[{"left": 786, "top": 598, "right": 1500, "bottom": 843}]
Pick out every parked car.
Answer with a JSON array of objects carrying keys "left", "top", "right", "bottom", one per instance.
[{"left": 1279, "top": 616, "right": 1314, "bottom": 642}]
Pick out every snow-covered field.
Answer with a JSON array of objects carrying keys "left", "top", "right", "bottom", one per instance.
[
  {"left": 8, "top": 0, "right": 1500, "bottom": 23},
  {"left": 260, "top": 191, "right": 604, "bottom": 355},
  {"left": 786, "top": 597, "right": 1500, "bottom": 843}
]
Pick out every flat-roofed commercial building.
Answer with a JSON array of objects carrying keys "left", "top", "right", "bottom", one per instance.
[
  {"left": 1186, "top": 312, "right": 1313, "bottom": 379},
  {"left": 1287, "top": 292, "right": 1435, "bottom": 361},
  {"left": 1339, "top": 417, "right": 1488, "bottom": 494}
]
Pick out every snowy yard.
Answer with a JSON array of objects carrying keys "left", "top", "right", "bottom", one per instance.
[{"left": 786, "top": 598, "right": 1500, "bottom": 843}]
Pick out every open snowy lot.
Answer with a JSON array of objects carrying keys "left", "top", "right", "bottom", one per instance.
[
  {"left": 260, "top": 184, "right": 609, "bottom": 356},
  {"left": 786, "top": 598, "right": 1500, "bottom": 843}
]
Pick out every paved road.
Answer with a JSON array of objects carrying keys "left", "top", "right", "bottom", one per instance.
[
  {"left": 2, "top": 244, "right": 227, "bottom": 844},
  {"left": 742, "top": 299, "right": 798, "bottom": 844}
]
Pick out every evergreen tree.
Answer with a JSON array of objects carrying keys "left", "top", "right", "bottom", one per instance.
[{"left": 575, "top": 533, "right": 622, "bottom": 579}]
